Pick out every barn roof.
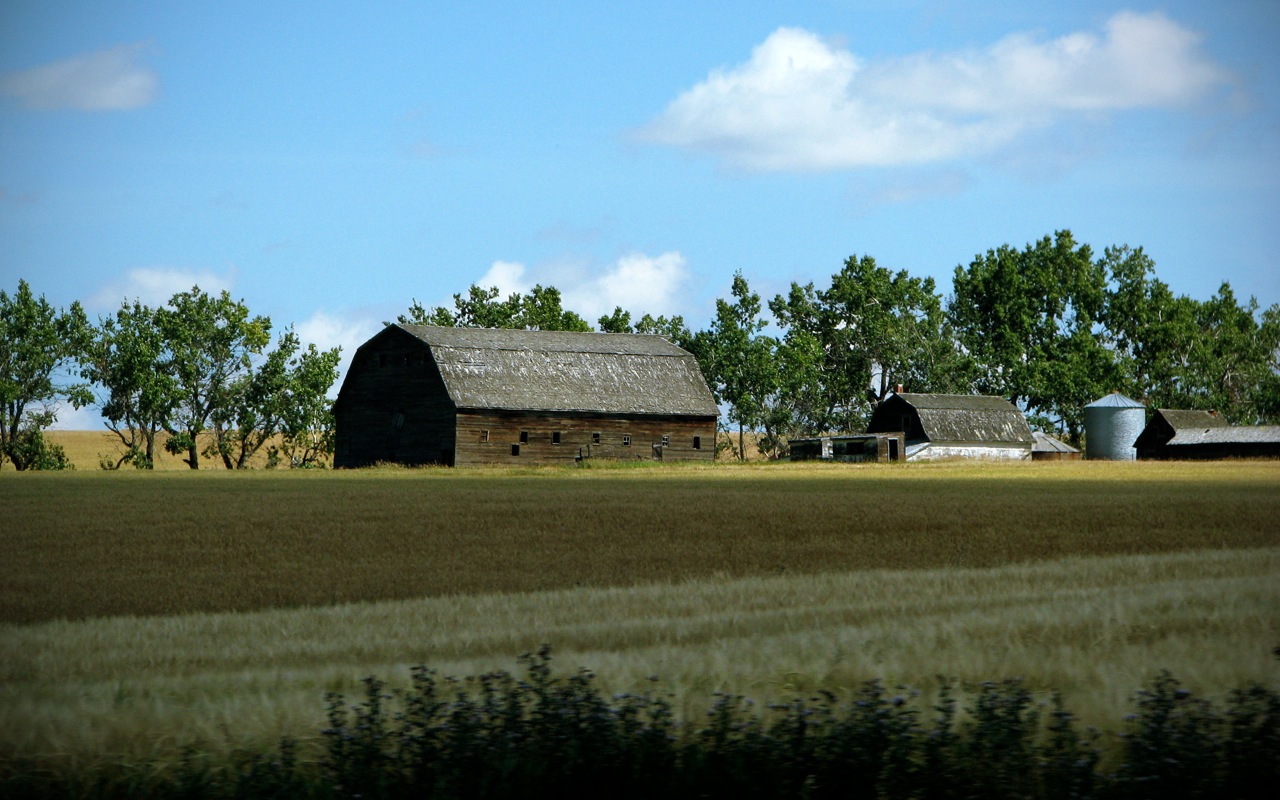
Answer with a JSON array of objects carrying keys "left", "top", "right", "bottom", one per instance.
[
  {"left": 1032, "top": 430, "right": 1079, "bottom": 453},
  {"left": 395, "top": 324, "right": 719, "bottom": 416},
  {"left": 1155, "top": 409, "right": 1228, "bottom": 431},
  {"left": 886, "top": 393, "right": 1034, "bottom": 445},
  {"left": 1166, "top": 425, "right": 1280, "bottom": 446}
]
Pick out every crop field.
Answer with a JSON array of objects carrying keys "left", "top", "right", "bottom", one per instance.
[{"left": 2, "top": 458, "right": 1279, "bottom": 773}]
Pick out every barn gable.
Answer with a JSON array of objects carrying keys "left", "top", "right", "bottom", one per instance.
[{"left": 334, "top": 325, "right": 718, "bottom": 467}]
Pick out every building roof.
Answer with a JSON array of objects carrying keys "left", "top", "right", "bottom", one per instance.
[
  {"left": 1166, "top": 425, "right": 1280, "bottom": 446},
  {"left": 887, "top": 393, "right": 1034, "bottom": 445},
  {"left": 1032, "top": 430, "right": 1080, "bottom": 453},
  {"left": 1085, "top": 392, "right": 1146, "bottom": 409},
  {"left": 1155, "top": 409, "right": 1228, "bottom": 431},
  {"left": 395, "top": 324, "right": 719, "bottom": 416}
]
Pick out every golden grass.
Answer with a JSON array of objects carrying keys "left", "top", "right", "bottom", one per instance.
[
  {"left": 3, "top": 460, "right": 1278, "bottom": 623},
  {"left": 41, "top": 429, "right": 280, "bottom": 471},
  {"left": 2, "top": 548, "right": 1276, "bottom": 768},
  {"left": 2, "top": 460, "right": 1277, "bottom": 769}
]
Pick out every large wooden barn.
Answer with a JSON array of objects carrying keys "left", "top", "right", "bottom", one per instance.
[
  {"left": 867, "top": 392, "right": 1034, "bottom": 461},
  {"left": 333, "top": 324, "right": 719, "bottom": 467},
  {"left": 1134, "top": 408, "right": 1280, "bottom": 460}
]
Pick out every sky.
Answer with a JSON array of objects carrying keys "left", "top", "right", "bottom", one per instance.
[{"left": 2, "top": 1, "right": 1277, "bottom": 429}]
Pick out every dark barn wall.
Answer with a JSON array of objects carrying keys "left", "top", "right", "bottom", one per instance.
[
  {"left": 868, "top": 396, "right": 925, "bottom": 443},
  {"left": 454, "top": 410, "right": 716, "bottom": 466},
  {"left": 334, "top": 330, "right": 457, "bottom": 467}
]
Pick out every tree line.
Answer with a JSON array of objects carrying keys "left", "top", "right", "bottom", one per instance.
[
  {"left": 401, "top": 230, "right": 1280, "bottom": 459},
  {"left": 0, "top": 282, "right": 340, "bottom": 470},
  {"left": 4, "top": 229, "right": 1277, "bottom": 468}
]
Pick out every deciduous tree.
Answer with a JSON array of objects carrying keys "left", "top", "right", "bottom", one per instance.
[{"left": 0, "top": 280, "right": 90, "bottom": 470}]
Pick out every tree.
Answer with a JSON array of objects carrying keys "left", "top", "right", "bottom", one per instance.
[
  {"left": 400, "top": 284, "right": 590, "bottom": 331},
  {"left": 597, "top": 306, "right": 694, "bottom": 347},
  {"left": 155, "top": 287, "right": 271, "bottom": 469},
  {"left": 77, "top": 300, "right": 176, "bottom": 468},
  {"left": 0, "top": 280, "right": 90, "bottom": 470},
  {"left": 703, "top": 272, "right": 779, "bottom": 460},
  {"left": 209, "top": 329, "right": 342, "bottom": 469},
  {"left": 770, "top": 255, "right": 965, "bottom": 436},
  {"left": 276, "top": 341, "right": 342, "bottom": 467},
  {"left": 949, "top": 231, "right": 1115, "bottom": 442}
]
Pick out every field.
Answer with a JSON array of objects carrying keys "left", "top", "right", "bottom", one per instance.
[{"left": 2, "top": 456, "right": 1279, "bottom": 775}]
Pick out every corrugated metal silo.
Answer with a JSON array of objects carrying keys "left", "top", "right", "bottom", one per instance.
[{"left": 1084, "top": 393, "right": 1146, "bottom": 460}]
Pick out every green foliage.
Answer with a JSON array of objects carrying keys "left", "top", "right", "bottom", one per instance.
[
  {"left": 156, "top": 286, "right": 273, "bottom": 469},
  {"left": 949, "top": 231, "right": 1115, "bottom": 443},
  {"left": 78, "top": 300, "right": 174, "bottom": 469},
  {"left": 703, "top": 272, "right": 780, "bottom": 459},
  {"left": 400, "top": 283, "right": 591, "bottom": 332},
  {"left": 0, "top": 280, "right": 90, "bottom": 470},
  {"left": 9, "top": 656, "right": 1271, "bottom": 799}
]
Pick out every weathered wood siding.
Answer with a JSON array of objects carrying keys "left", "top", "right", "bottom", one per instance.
[
  {"left": 454, "top": 410, "right": 715, "bottom": 466},
  {"left": 334, "top": 328, "right": 457, "bottom": 467}
]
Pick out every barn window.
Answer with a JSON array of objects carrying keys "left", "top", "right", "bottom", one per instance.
[
  {"left": 378, "top": 353, "right": 387, "bottom": 368},
  {"left": 480, "top": 430, "right": 489, "bottom": 443},
  {"left": 552, "top": 431, "right": 561, "bottom": 445},
  {"left": 511, "top": 444, "right": 521, "bottom": 456},
  {"left": 592, "top": 432, "right": 601, "bottom": 444},
  {"left": 519, "top": 430, "right": 529, "bottom": 444},
  {"left": 693, "top": 436, "right": 701, "bottom": 450},
  {"left": 623, "top": 435, "right": 631, "bottom": 446},
  {"left": 391, "top": 412, "right": 405, "bottom": 430},
  {"left": 661, "top": 434, "right": 670, "bottom": 447}
]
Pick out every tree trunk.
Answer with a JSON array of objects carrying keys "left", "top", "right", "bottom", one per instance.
[{"left": 738, "top": 422, "right": 745, "bottom": 462}]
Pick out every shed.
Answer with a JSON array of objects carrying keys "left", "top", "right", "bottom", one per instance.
[
  {"left": 1031, "top": 431, "right": 1081, "bottom": 461},
  {"left": 1134, "top": 409, "right": 1226, "bottom": 460},
  {"left": 866, "top": 393, "right": 1034, "bottom": 461},
  {"left": 333, "top": 325, "right": 719, "bottom": 467},
  {"left": 1134, "top": 409, "right": 1280, "bottom": 460},
  {"left": 789, "top": 432, "right": 905, "bottom": 463}
]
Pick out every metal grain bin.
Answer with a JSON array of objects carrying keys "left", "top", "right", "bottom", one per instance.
[{"left": 1084, "top": 393, "right": 1146, "bottom": 460}]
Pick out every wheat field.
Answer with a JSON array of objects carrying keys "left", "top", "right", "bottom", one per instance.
[{"left": 2, "top": 459, "right": 1278, "bottom": 770}]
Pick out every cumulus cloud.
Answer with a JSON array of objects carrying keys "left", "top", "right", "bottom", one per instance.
[
  {"left": 561, "top": 252, "right": 690, "bottom": 321},
  {"left": 0, "top": 43, "right": 158, "bottom": 111},
  {"left": 295, "top": 311, "right": 382, "bottom": 394},
  {"left": 87, "top": 267, "right": 234, "bottom": 311},
  {"left": 475, "top": 260, "right": 530, "bottom": 297},
  {"left": 641, "top": 12, "right": 1234, "bottom": 171}
]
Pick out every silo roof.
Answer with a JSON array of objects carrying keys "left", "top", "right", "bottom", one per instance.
[{"left": 1085, "top": 392, "right": 1145, "bottom": 409}]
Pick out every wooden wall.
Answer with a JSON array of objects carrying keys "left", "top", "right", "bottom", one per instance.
[{"left": 454, "top": 410, "right": 716, "bottom": 466}]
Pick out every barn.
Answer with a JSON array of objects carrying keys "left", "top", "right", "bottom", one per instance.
[
  {"left": 1134, "top": 408, "right": 1280, "bottom": 460},
  {"left": 333, "top": 324, "right": 719, "bottom": 467},
  {"left": 866, "top": 392, "right": 1034, "bottom": 461}
]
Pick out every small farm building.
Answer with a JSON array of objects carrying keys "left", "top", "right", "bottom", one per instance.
[
  {"left": 333, "top": 324, "right": 719, "bottom": 467},
  {"left": 1031, "top": 431, "right": 1081, "bottom": 461},
  {"left": 1134, "top": 408, "right": 1280, "bottom": 460},
  {"left": 866, "top": 392, "right": 1034, "bottom": 461},
  {"left": 789, "top": 432, "right": 906, "bottom": 463}
]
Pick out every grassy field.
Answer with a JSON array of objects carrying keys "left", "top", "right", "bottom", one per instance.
[{"left": 2, "top": 458, "right": 1278, "bottom": 771}]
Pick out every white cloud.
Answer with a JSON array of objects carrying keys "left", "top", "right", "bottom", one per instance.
[
  {"left": 0, "top": 43, "right": 158, "bottom": 111},
  {"left": 87, "top": 267, "right": 234, "bottom": 311},
  {"left": 561, "top": 252, "right": 690, "bottom": 321},
  {"left": 475, "top": 260, "right": 530, "bottom": 297},
  {"left": 294, "top": 311, "right": 382, "bottom": 395},
  {"left": 641, "top": 13, "right": 1234, "bottom": 171}
]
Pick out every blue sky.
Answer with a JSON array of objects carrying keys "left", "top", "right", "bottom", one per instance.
[{"left": 2, "top": 1, "right": 1277, "bottom": 429}]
